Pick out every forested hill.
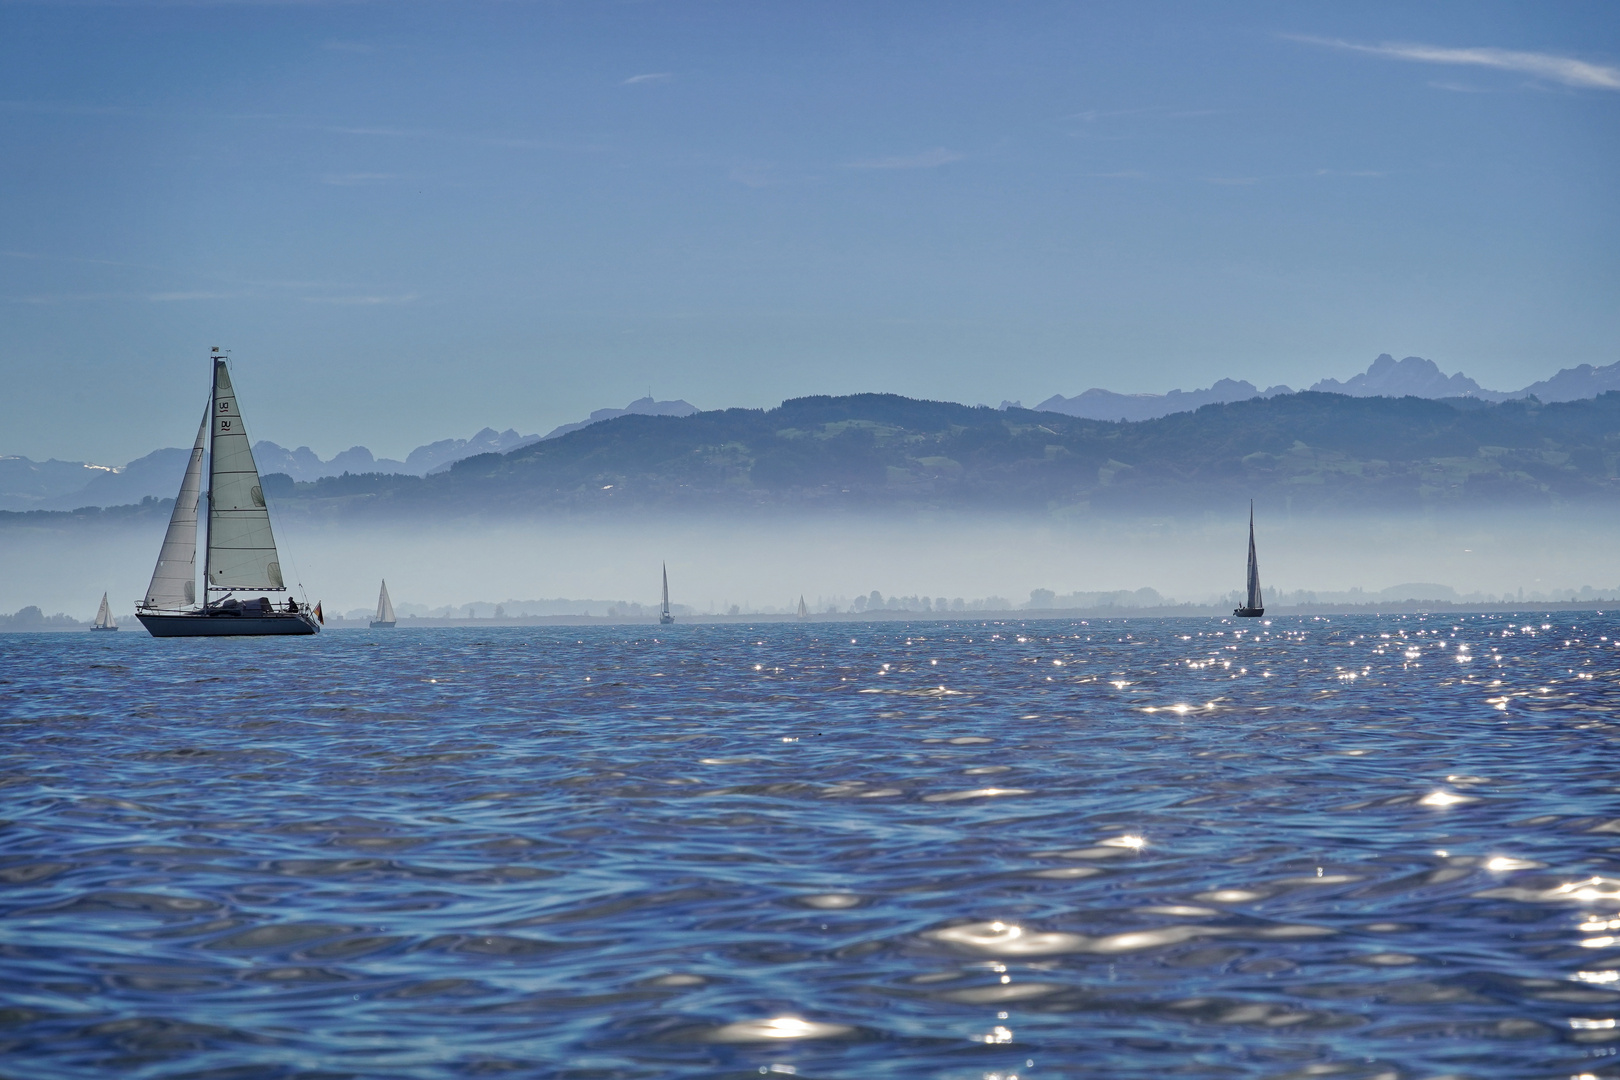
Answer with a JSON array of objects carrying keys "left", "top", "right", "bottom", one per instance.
[{"left": 259, "top": 391, "right": 1620, "bottom": 517}]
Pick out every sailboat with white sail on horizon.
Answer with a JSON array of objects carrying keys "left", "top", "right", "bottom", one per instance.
[
  {"left": 91, "top": 592, "right": 117, "bottom": 631},
  {"left": 660, "top": 564, "right": 674, "bottom": 625},
  {"left": 1233, "top": 501, "right": 1265, "bottom": 618},
  {"left": 136, "top": 350, "right": 320, "bottom": 637},
  {"left": 371, "top": 580, "right": 397, "bottom": 628}
]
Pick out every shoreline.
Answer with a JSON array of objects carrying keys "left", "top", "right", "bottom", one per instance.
[{"left": 16, "top": 599, "right": 1619, "bottom": 633}]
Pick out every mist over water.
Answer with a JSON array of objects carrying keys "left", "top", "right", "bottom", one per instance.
[{"left": 4, "top": 509, "right": 1619, "bottom": 622}]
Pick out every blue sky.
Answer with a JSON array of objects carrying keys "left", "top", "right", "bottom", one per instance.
[{"left": 2, "top": 0, "right": 1617, "bottom": 462}]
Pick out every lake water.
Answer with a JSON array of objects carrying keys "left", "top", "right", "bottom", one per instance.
[{"left": 2, "top": 615, "right": 1618, "bottom": 1079}]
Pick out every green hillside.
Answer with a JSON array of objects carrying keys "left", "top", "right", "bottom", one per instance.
[{"left": 262, "top": 390, "right": 1620, "bottom": 517}]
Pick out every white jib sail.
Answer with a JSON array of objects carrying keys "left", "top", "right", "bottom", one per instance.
[
  {"left": 376, "top": 580, "right": 395, "bottom": 623},
  {"left": 207, "top": 360, "right": 284, "bottom": 591},
  {"left": 143, "top": 409, "right": 209, "bottom": 609},
  {"left": 95, "top": 592, "right": 114, "bottom": 628}
]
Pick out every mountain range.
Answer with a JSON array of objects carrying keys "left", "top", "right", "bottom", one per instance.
[
  {"left": 1031, "top": 353, "right": 1620, "bottom": 421},
  {"left": 0, "top": 396, "right": 697, "bottom": 511},
  {"left": 252, "top": 387, "right": 1620, "bottom": 518},
  {"left": 5, "top": 355, "right": 1618, "bottom": 512}
]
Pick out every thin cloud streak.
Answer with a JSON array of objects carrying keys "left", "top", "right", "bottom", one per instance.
[
  {"left": 301, "top": 293, "right": 418, "bottom": 305},
  {"left": 622, "top": 73, "right": 671, "bottom": 85},
  {"left": 1288, "top": 34, "right": 1620, "bottom": 91},
  {"left": 841, "top": 148, "right": 964, "bottom": 170},
  {"left": 320, "top": 172, "right": 400, "bottom": 185}
]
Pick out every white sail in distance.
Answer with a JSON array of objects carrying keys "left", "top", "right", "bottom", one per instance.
[
  {"left": 95, "top": 593, "right": 114, "bottom": 628},
  {"left": 1245, "top": 504, "right": 1263, "bottom": 611},
  {"left": 206, "top": 360, "right": 284, "bottom": 591},
  {"left": 143, "top": 409, "right": 208, "bottom": 609},
  {"left": 376, "top": 580, "right": 395, "bottom": 624}
]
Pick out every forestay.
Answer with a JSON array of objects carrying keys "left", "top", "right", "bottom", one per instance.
[
  {"left": 206, "top": 361, "right": 284, "bottom": 590},
  {"left": 143, "top": 409, "right": 208, "bottom": 609}
]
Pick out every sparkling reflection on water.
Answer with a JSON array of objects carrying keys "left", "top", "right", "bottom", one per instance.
[{"left": 3, "top": 614, "right": 1619, "bottom": 1078}]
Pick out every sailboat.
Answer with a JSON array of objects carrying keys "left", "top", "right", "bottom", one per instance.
[
  {"left": 1233, "top": 501, "right": 1264, "bottom": 618},
  {"left": 797, "top": 595, "right": 809, "bottom": 621},
  {"left": 91, "top": 592, "right": 117, "bottom": 631},
  {"left": 660, "top": 564, "right": 675, "bottom": 625},
  {"left": 135, "top": 350, "right": 320, "bottom": 637},
  {"left": 371, "top": 580, "right": 397, "bottom": 628}
]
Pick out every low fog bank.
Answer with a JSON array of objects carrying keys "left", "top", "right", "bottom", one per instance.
[{"left": 4, "top": 508, "right": 1619, "bottom": 626}]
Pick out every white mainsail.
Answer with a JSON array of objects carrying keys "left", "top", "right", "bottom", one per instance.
[
  {"left": 94, "top": 592, "right": 115, "bottom": 629},
  {"left": 1245, "top": 503, "right": 1263, "bottom": 611},
  {"left": 143, "top": 410, "right": 208, "bottom": 609},
  {"left": 206, "top": 360, "right": 284, "bottom": 591},
  {"left": 376, "top": 580, "right": 395, "bottom": 623}
]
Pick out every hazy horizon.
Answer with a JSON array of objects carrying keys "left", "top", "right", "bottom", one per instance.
[{"left": 8, "top": 507, "right": 1619, "bottom": 623}]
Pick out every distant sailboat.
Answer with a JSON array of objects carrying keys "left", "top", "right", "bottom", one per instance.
[
  {"left": 371, "top": 580, "right": 396, "bottom": 628},
  {"left": 91, "top": 592, "right": 117, "bottom": 631},
  {"left": 797, "top": 595, "right": 809, "bottom": 621},
  {"left": 135, "top": 350, "right": 319, "bottom": 637},
  {"left": 1233, "top": 501, "right": 1265, "bottom": 618},
  {"left": 660, "top": 564, "right": 675, "bottom": 625}
]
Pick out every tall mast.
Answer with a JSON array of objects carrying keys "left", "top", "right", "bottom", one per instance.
[{"left": 201, "top": 351, "right": 218, "bottom": 610}]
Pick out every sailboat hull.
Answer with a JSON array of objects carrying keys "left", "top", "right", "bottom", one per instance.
[
  {"left": 90, "top": 626, "right": 118, "bottom": 632},
  {"left": 1233, "top": 607, "right": 1264, "bottom": 618},
  {"left": 369, "top": 620, "right": 396, "bottom": 629},
  {"left": 137, "top": 612, "right": 320, "bottom": 637},
  {"left": 659, "top": 614, "right": 674, "bottom": 625}
]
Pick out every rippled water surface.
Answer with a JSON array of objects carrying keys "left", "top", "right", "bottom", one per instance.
[{"left": 4, "top": 614, "right": 1620, "bottom": 1079}]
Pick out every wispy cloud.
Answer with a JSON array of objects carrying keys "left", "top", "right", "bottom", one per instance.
[
  {"left": 1204, "top": 169, "right": 1386, "bottom": 186},
  {"left": 320, "top": 172, "right": 399, "bottom": 185},
  {"left": 728, "top": 161, "right": 777, "bottom": 189},
  {"left": 622, "top": 73, "right": 671, "bottom": 85},
  {"left": 1064, "top": 106, "right": 1219, "bottom": 123},
  {"left": 318, "top": 123, "right": 431, "bottom": 138},
  {"left": 2, "top": 249, "right": 161, "bottom": 270},
  {"left": 1287, "top": 34, "right": 1620, "bottom": 91},
  {"left": 302, "top": 293, "right": 418, "bottom": 305},
  {"left": 841, "top": 148, "right": 964, "bottom": 171}
]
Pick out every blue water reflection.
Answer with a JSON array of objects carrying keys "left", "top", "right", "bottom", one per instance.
[{"left": 2, "top": 613, "right": 1617, "bottom": 1077}]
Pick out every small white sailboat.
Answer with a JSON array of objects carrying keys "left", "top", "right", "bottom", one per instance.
[
  {"left": 371, "top": 580, "right": 397, "bottom": 628},
  {"left": 135, "top": 350, "right": 319, "bottom": 637},
  {"left": 660, "top": 564, "right": 674, "bottom": 625},
  {"left": 1233, "top": 501, "right": 1265, "bottom": 618},
  {"left": 91, "top": 592, "right": 118, "bottom": 631},
  {"left": 797, "top": 595, "right": 809, "bottom": 621}
]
